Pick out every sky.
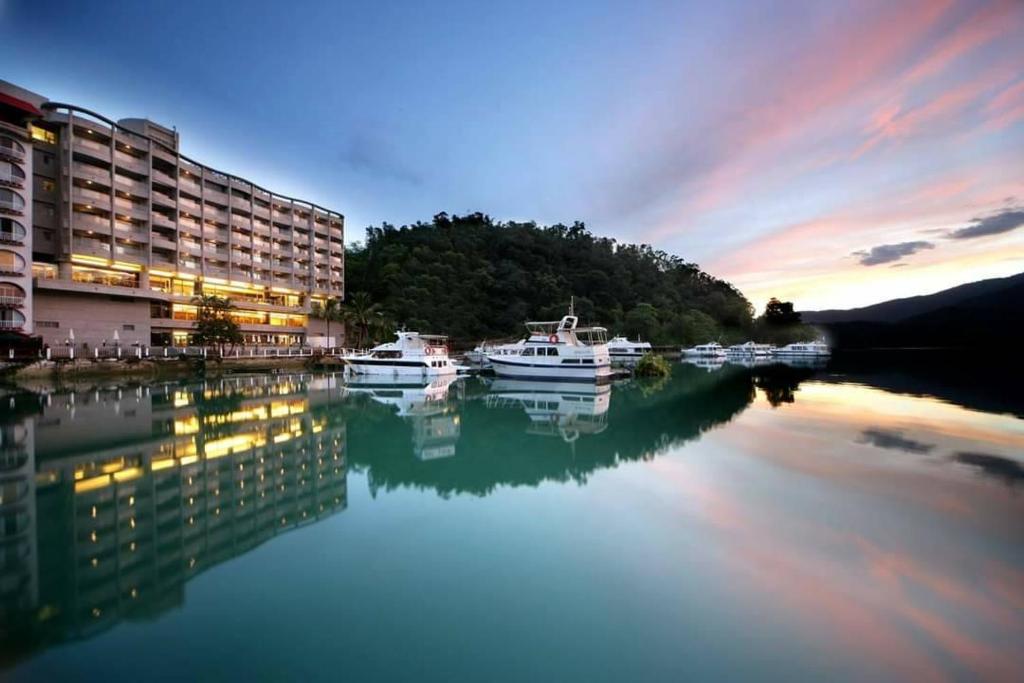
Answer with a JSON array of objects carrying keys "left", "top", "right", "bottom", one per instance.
[{"left": 2, "top": 0, "right": 1023, "bottom": 311}]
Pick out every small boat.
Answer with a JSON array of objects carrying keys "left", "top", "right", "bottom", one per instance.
[
  {"left": 347, "top": 331, "right": 457, "bottom": 376},
  {"left": 466, "top": 339, "right": 525, "bottom": 369},
  {"left": 727, "top": 341, "right": 774, "bottom": 357},
  {"left": 682, "top": 342, "right": 727, "bottom": 359},
  {"left": 772, "top": 340, "right": 831, "bottom": 358},
  {"left": 486, "top": 315, "right": 612, "bottom": 382},
  {"left": 607, "top": 336, "right": 653, "bottom": 363}
]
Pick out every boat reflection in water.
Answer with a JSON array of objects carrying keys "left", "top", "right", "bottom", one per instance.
[
  {"left": 483, "top": 379, "right": 611, "bottom": 442},
  {"left": 682, "top": 356, "right": 727, "bottom": 372},
  {"left": 0, "top": 373, "right": 348, "bottom": 667},
  {"left": 345, "top": 375, "right": 461, "bottom": 461}
]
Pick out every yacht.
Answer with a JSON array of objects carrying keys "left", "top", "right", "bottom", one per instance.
[
  {"left": 346, "top": 331, "right": 457, "bottom": 377},
  {"left": 466, "top": 339, "right": 525, "bottom": 369},
  {"left": 773, "top": 340, "right": 831, "bottom": 358},
  {"left": 682, "top": 342, "right": 726, "bottom": 359},
  {"left": 486, "top": 315, "right": 612, "bottom": 382},
  {"left": 727, "top": 341, "right": 774, "bottom": 357},
  {"left": 607, "top": 336, "right": 653, "bottom": 363}
]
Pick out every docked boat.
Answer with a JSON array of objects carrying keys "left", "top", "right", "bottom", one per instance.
[
  {"left": 607, "top": 336, "right": 653, "bottom": 363},
  {"left": 682, "top": 342, "right": 727, "bottom": 359},
  {"left": 346, "top": 331, "right": 457, "bottom": 376},
  {"left": 727, "top": 341, "right": 774, "bottom": 357},
  {"left": 772, "top": 340, "right": 831, "bottom": 358},
  {"left": 466, "top": 339, "right": 525, "bottom": 369},
  {"left": 486, "top": 315, "right": 612, "bottom": 382}
]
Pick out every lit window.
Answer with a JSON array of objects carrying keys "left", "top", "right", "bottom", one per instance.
[{"left": 31, "top": 126, "right": 56, "bottom": 144}]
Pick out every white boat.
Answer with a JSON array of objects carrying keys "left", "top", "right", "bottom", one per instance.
[
  {"left": 772, "top": 340, "right": 831, "bottom": 358},
  {"left": 727, "top": 341, "right": 774, "bottom": 357},
  {"left": 346, "top": 331, "right": 457, "bottom": 377},
  {"left": 486, "top": 315, "right": 612, "bottom": 382},
  {"left": 466, "top": 339, "right": 525, "bottom": 368},
  {"left": 607, "top": 336, "right": 652, "bottom": 363},
  {"left": 484, "top": 379, "right": 611, "bottom": 441},
  {"left": 682, "top": 342, "right": 727, "bottom": 359}
]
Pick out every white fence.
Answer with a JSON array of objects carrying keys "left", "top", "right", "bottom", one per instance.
[{"left": 22, "top": 346, "right": 369, "bottom": 362}]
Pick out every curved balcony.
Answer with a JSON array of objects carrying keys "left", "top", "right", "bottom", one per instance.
[
  {"left": 0, "top": 283, "right": 26, "bottom": 307},
  {"left": 0, "top": 137, "right": 25, "bottom": 163},
  {"left": 0, "top": 162, "right": 26, "bottom": 189},
  {"left": 0, "top": 310, "right": 27, "bottom": 330},
  {"left": 0, "top": 219, "right": 26, "bottom": 245},
  {"left": 0, "top": 249, "right": 26, "bottom": 276}
]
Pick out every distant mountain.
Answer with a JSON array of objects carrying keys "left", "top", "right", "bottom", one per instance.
[
  {"left": 802, "top": 272, "right": 1024, "bottom": 324},
  {"left": 802, "top": 272, "right": 1024, "bottom": 349}
]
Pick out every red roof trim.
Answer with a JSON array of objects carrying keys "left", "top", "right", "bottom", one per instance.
[{"left": 0, "top": 92, "right": 43, "bottom": 117}]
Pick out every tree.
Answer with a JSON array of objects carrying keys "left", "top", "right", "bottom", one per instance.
[
  {"left": 314, "top": 296, "right": 343, "bottom": 347},
  {"left": 191, "top": 295, "right": 242, "bottom": 357},
  {"left": 763, "top": 298, "right": 802, "bottom": 326},
  {"left": 343, "top": 291, "right": 383, "bottom": 348}
]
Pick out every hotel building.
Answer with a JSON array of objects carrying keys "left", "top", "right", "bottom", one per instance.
[{"left": 0, "top": 80, "right": 344, "bottom": 348}]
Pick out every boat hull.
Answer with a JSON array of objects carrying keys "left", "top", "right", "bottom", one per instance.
[
  {"left": 347, "top": 358, "right": 457, "bottom": 377},
  {"left": 488, "top": 356, "right": 612, "bottom": 382}
]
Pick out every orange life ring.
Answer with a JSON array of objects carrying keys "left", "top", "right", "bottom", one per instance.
[
  {"left": 426, "top": 346, "right": 434, "bottom": 355},
  {"left": 548, "top": 334, "right": 558, "bottom": 344}
]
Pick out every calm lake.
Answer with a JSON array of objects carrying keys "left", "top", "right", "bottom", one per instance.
[{"left": 2, "top": 355, "right": 1022, "bottom": 681}]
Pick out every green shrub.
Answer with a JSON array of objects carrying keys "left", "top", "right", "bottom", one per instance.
[{"left": 634, "top": 353, "right": 670, "bottom": 378}]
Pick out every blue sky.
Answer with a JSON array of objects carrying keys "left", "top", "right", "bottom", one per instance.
[{"left": 3, "top": 0, "right": 1023, "bottom": 309}]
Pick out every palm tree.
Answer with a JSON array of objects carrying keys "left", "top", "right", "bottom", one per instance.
[
  {"left": 342, "top": 291, "right": 382, "bottom": 348},
  {"left": 318, "top": 296, "right": 342, "bottom": 348}
]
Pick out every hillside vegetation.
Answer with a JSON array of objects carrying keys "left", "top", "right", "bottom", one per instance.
[{"left": 344, "top": 212, "right": 790, "bottom": 345}]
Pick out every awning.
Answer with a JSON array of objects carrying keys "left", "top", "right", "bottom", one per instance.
[{"left": 0, "top": 92, "right": 43, "bottom": 117}]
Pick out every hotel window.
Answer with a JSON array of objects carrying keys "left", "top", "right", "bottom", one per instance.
[{"left": 31, "top": 126, "right": 56, "bottom": 144}]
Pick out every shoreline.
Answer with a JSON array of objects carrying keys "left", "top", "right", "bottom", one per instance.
[{"left": 1, "top": 355, "right": 325, "bottom": 381}]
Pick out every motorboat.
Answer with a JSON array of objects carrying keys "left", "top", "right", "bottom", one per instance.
[
  {"left": 466, "top": 339, "right": 525, "bottom": 369},
  {"left": 726, "top": 341, "right": 773, "bottom": 357},
  {"left": 772, "top": 340, "right": 831, "bottom": 358},
  {"left": 486, "top": 315, "right": 611, "bottom": 382},
  {"left": 607, "top": 336, "right": 652, "bottom": 363},
  {"left": 346, "top": 331, "right": 457, "bottom": 376},
  {"left": 681, "top": 342, "right": 726, "bottom": 359}
]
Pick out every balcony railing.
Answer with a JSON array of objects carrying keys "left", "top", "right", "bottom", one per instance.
[
  {"left": 74, "top": 137, "right": 111, "bottom": 159},
  {"left": 0, "top": 229, "right": 25, "bottom": 244},
  {"left": 0, "top": 319, "right": 26, "bottom": 330},
  {"left": 0, "top": 170, "right": 25, "bottom": 187}
]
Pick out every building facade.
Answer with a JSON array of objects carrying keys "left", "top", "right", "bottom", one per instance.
[{"left": 0, "top": 80, "right": 344, "bottom": 349}]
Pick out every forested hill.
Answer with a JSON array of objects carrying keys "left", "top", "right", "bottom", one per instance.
[{"left": 343, "top": 212, "right": 754, "bottom": 344}]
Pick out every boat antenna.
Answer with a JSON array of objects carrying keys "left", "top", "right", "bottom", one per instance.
[{"left": 569, "top": 296, "right": 575, "bottom": 317}]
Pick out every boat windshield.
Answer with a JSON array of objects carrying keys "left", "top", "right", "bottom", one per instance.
[{"left": 576, "top": 326, "right": 607, "bottom": 345}]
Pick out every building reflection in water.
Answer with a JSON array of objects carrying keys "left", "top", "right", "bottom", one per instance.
[{"left": 0, "top": 373, "right": 348, "bottom": 666}]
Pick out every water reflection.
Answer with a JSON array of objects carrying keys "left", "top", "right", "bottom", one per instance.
[
  {"left": 0, "top": 374, "right": 348, "bottom": 668},
  {"left": 1, "top": 359, "right": 1022, "bottom": 681},
  {"left": 346, "top": 376, "right": 461, "bottom": 461},
  {"left": 483, "top": 379, "right": 611, "bottom": 441}
]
